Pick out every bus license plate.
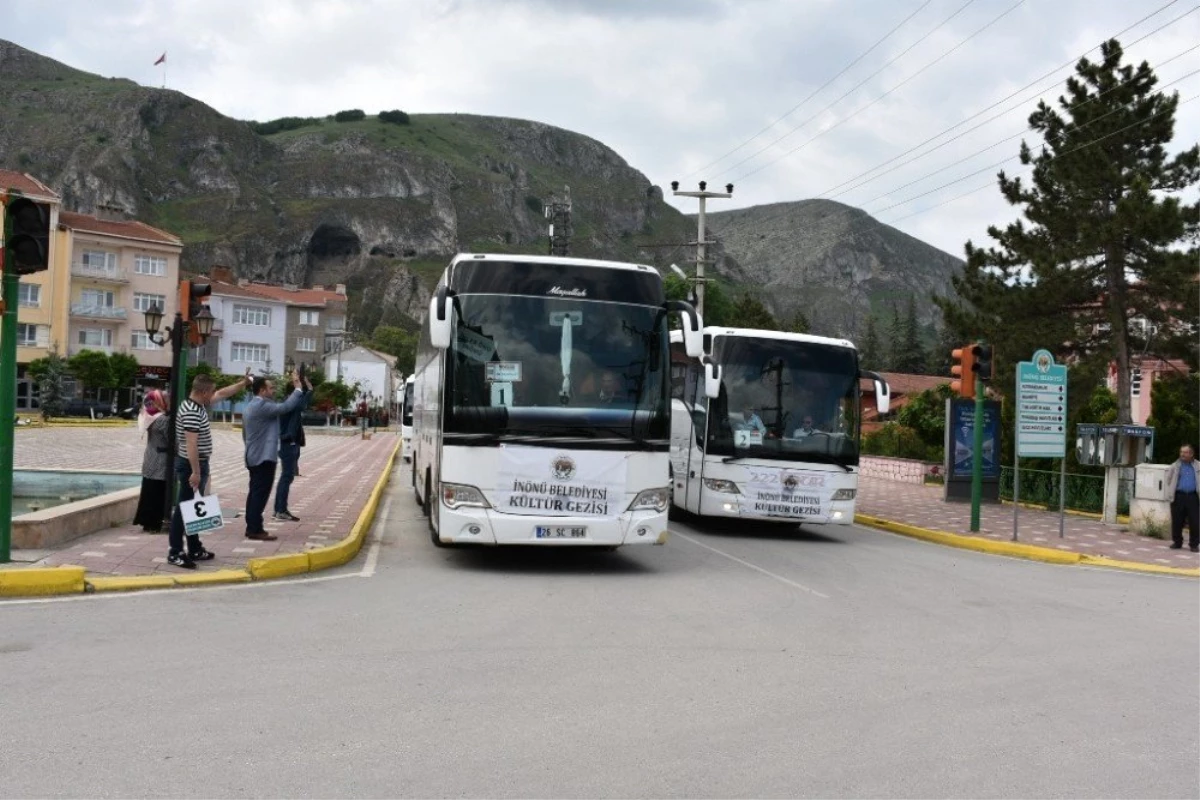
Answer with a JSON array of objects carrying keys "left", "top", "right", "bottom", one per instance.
[{"left": 536, "top": 525, "right": 587, "bottom": 539}]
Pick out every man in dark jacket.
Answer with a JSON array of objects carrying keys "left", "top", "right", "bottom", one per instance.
[{"left": 273, "top": 372, "right": 313, "bottom": 522}]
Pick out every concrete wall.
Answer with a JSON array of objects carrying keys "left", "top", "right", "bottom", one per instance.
[{"left": 859, "top": 455, "right": 938, "bottom": 485}]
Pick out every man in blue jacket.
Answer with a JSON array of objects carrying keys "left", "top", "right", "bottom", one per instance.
[
  {"left": 274, "top": 371, "right": 313, "bottom": 522},
  {"left": 241, "top": 372, "right": 305, "bottom": 540}
]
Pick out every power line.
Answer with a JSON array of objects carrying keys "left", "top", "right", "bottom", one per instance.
[
  {"left": 817, "top": 0, "right": 1197, "bottom": 201},
  {"left": 713, "top": 0, "right": 981, "bottom": 180},
  {"left": 683, "top": 0, "right": 935, "bottom": 180},
  {"left": 729, "top": 0, "right": 1027, "bottom": 183}
]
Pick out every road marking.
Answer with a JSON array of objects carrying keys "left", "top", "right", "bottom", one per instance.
[
  {"left": 672, "top": 531, "right": 829, "bottom": 599},
  {"left": 360, "top": 494, "right": 392, "bottom": 578}
]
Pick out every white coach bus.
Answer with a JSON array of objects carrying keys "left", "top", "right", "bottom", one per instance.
[
  {"left": 669, "top": 327, "right": 889, "bottom": 526},
  {"left": 400, "top": 375, "right": 415, "bottom": 462},
  {"left": 411, "top": 254, "right": 703, "bottom": 548}
]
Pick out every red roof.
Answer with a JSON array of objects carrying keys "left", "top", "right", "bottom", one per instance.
[
  {"left": 59, "top": 210, "right": 181, "bottom": 246},
  {"left": 241, "top": 282, "right": 347, "bottom": 308},
  {"left": 207, "top": 279, "right": 285, "bottom": 302},
  {"left": 860, "top": 372, "right": 949, "bottom": 395},
  {"left": 0, "top": 170, "right": 60, "bottom": 201}
]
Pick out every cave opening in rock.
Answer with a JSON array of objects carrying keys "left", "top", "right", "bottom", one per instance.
[{"left": 307, "top": 223, "right": 362, "bottom": 283}]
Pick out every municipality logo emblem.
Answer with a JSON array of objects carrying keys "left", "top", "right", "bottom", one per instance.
[
  {"left": 782, "top": 473, "right": 799, "bottom": 492},
  {"left": 552, "top": 455, "right": 576, "bottom": 481}
]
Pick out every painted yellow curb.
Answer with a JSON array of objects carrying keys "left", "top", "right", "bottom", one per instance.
[
  {"left": 90, "top": 575, "right": 178, "bottom": 593},
  {"left": 0, "top": 440, "right": 401, "bottom": 599},
  {"left": 0, "top": 566, "right": 87, "bottom": 597},
  {"left": 856, "top": 513, "right": 1197, "bottom": 576}
]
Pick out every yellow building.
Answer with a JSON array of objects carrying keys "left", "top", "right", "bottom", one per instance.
[{"left": 1, "top": 169, "right": 183, "bottom": 411}]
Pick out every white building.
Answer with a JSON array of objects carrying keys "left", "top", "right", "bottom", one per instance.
[
  {"left": 324, "top": 345, "right": 396, "bottom": 409},
  {"left": 192, "top": 277, "right": 288, "bottom": 374}
]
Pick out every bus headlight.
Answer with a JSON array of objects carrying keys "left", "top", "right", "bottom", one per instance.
[
  {"left": 628, "top": 487, "right": 669, "bottom": 512},
  {"left": 442, "top": 483, "right": 490, "bottom": 510},
  {"left": 703, "top": 478, "right": 740, "bottom": 494},
  {"left": 831, "top": 488, "right": 856, "bottom": 501}
]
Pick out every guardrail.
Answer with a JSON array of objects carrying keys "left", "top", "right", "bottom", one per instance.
[{"left": 999, "top": 466, "right": 1132, "bottom": 516}]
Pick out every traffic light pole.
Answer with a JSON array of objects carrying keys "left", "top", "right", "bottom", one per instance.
[
  {"left": 0, "top": 209, "right": 17, "bottom": 562},
  {"left": 969, "top": 357, "right": 985, "bottom": 533}
]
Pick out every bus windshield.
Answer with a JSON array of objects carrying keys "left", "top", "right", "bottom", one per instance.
[
  {"left": 444, "top": 294, "right": 669, "bottom": 446},
  {"left": 708, "top": 336, "right": 860, "bottom": 465}
]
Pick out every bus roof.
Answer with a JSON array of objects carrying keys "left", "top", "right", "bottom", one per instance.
[
  {"left": 449, "top": 252, "right": 659, "bottom": 275},
  {"left": 671, "top": 327, "right": 856, "bottom": 350}
]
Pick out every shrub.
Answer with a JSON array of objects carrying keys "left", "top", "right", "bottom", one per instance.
[
  {"left": 334, "top": 109, "right": 366, "bottom": 122},
  {"left": 251, "top": 116, "right": 322, "bottom": 135},
  {"left": 379, "top": 109, "right": 410, "bottom": 125},
  {"left": 862, "top": 423, "right": 935, "bottom": 461}
]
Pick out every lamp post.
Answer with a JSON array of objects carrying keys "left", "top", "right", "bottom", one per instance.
[{"left": 145, "top": 303, "right": 215, "bottom": 525}]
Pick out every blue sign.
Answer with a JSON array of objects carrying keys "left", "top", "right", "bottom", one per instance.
[
  {"left": 950, "top": 399, "right": 999, "bottom": 479},
  {"left": 1016, "top": 349, "right": 1068, "bottom": 458}
]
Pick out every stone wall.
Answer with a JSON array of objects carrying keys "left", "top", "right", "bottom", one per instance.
[{"left": 859, "top": 455, "right": 938, "bottom": 485}]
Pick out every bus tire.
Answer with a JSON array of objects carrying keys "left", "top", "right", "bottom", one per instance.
[{"left": 427, "top": 471, "right": 449, "bottom": 548}]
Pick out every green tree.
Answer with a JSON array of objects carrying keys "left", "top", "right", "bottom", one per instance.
[
  {"left": 334, "top": 109, "right": 366, "bottom": 122},
  {"left": 1147, "top": 371, "right": 1200, "bottom": 463},
  {"left": 68, "top": 350, "right": 112, "bottom": 397},
  {"left": 787, "top": 311, "right": 811, "bottom": 334},
  {"left": 313, "top": 380, "right": 357, "bottom": 414},
  {"left": 859, "top": 314, "right": 881, "bottom": 371},
  {"left": 32, "top": 348, "right": 68, "bottom": 419},
  {"left": 885, "top": 303, "right": 903, "bottom": 371},
  {"left": 664, "top": 274, "right": 736, "bottom": 327},
  {"left": 938, "top": 39, "right": 1199, "bottom": 424},
  {"left": 369, "top": 325, "right": 417, "bottom": 374},
  {"left": 108, "top": 352, "right": 139, "bottom": 389},
  {"left": 730, "top": 292, "right": 779, "bottom": 330},
  {"left": 895, "top": 383, "right": 955, "bottom": 456},
  {"left": 892, "top": 296, "right": 926, "bottom": 373},
  {"left": 378, "top": 109, "right": 410, "bottom": 125}
]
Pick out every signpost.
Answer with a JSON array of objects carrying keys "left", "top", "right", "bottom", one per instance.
[{"left": 1014, "top": 349, "right": 1068, "bottom": 541}]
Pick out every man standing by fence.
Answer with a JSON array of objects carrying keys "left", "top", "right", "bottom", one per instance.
[{"left": 1166, "top": 444, "right": 1199, "bottom": 552}]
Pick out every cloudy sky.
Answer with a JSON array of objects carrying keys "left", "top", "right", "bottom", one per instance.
[{"left": 5, "top": 0, "right": 1199, "bottom": 257}]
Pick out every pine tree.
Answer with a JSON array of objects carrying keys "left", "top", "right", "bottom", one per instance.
[
  {"left": 886, "top": 303, "right": 903, "bottom": 371},
  {"left": 787, "top": 310, "right": 811, "bottom": 334},
  {"left": 36, "top": 349, "right": 68, "bottom": 419},
  {"left": 859, "top": 314, "right": 881, "bottom": 371},
  {"left": 938, "top": 40, "right": 1199, "bottom": 422},
  {"left": 893, "top": 295, "right": 926, "bottom": 373}
]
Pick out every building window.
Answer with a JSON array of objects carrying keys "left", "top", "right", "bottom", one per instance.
[
  {"left": 132, "top": 292, "right": 166, "bottom": 313},
  {"left": 131, "top": 330, "right": 161, "bottom": 350},
  {"left": 233, "top": 304, "right": 271, "bottom": 327},
  {"left": 296, "top": 337, "right": 316, "bottom": 352},
  {"left": 231, "top": 342, "right": 269, "bottom": 364},
  {"left": 78, "top": 328, "right": 114, "bottom": 347},
  {"left": 81, "top": 250, "right": 117, "bottom": 270},
  {"left": 134, "top": 254, "right": 167, "bottom": 276},
  {"left": 326, "top": 315, "right": 345, "bottom": 332},
  {"left": 81, "top": 288, "right": 117, "bottom": 308},
  {"left": 17, "top": 323, "right": 41, "bottom": 347},
  {"left": 17, "top": 284, "right": 40, "bottom": 308},
  {"left": 299, "top": 310, "right": 320, "bottom": 326}
]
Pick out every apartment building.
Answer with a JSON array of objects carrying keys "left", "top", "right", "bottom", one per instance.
[
  {"left": 239, "top": 280, "right": 348, "bottom": 373},
  {"left": 59, "top": 208, "right": 182, "bottom": 367},
  {"left": 193, "top": 276, "right": 288, "bottom": 374}
]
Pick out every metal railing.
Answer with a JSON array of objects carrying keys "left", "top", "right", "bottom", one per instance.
[
  {"left": 999, "top": 466, "right": 1132, "bottom": 516},
  {"left": 70, "top": 304, "right": 127, "bottom": 320},
  {"left": 72, "top": 263, "right": 129, "bottom": 282}
]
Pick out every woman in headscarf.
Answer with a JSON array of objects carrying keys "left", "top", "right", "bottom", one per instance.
[{"left": 132, "top": 389, "right": 171, "bottom": 533}]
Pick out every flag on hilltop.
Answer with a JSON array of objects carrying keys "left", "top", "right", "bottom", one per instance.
[{"left": 154, "top": 52, "right": 166, "bottom": 66}]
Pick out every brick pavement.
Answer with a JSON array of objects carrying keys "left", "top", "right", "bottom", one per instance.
[
  {"left": 12, "top": 426, "right": 397, "bottom": 576},
  {"left": 857, "top": 475, "right": 1199, "bottom": 568}
]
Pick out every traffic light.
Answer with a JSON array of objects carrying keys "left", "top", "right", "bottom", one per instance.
[
  {"left": 1131, "top": 367, "right": 1142, "bottom": 397},
  {"left": 950, "top": 345, "right": 976, "bottom": 399},
  {"left": 3, "top": 196, "right": 52, "bottom": 275},
  {"left": 973, "top": 343, "right": 993, "bottom": 382},
  {"left": 180, "top": 279, "right": 213, "bottom": 345}
]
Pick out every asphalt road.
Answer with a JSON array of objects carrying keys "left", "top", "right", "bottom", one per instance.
[{"left": 2, "top": 463, "right": 1197, "bottom": 799}]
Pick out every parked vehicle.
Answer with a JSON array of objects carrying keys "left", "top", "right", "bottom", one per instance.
[{"left": 63, "top": 398, "right": 118, "bottom": 419}]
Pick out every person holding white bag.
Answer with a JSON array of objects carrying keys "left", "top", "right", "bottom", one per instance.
[{"left": 167, "top": 370, "right": 251, "bottom": 569}]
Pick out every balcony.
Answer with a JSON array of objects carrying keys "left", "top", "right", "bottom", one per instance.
[
  {"left": 72, "top": 263, "right": 129, "bottom": 283},
  {"left": 70, "top": 304, "right": 127, "bottom": 321}
]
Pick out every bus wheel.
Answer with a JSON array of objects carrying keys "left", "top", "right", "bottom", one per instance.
[
  {"left": 428, "top": 472, "right": 448, "bottom": 548},
  {"left": 422, "top": 471, "right": 431, "bottom": 518},
  {"left": 411, "top": 458, "right": 417, "bottom": 489}
]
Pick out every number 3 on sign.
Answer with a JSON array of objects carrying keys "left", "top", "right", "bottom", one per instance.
[{"left": 180, "top": 494, "right": 224, "bottom": 535}]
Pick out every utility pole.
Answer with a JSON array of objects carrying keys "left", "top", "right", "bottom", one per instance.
[
  {"left": 670, "top": 180, "right": 732, "bottom": 316},
  {"left": 545, "top": 185, "right": 572, "bottom": 257}
]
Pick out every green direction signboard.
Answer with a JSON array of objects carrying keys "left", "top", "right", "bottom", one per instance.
[{"left": 1016, "top": 349, "right": 1068, "bottom": 458}]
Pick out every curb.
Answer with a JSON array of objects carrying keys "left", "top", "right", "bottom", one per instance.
[
  {"left": 1000, "top": 498, "right": 1130, "bottom": 525},
  {"left": 855, "top": 513, "right": 1199, "bottom": 578},
  {"left": 0, "top": 440, "right": 401, "bottom": 598}
]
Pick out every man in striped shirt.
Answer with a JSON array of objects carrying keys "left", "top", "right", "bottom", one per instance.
[{"left": 168, "top": 370, "right": 251, "bottom": 569}]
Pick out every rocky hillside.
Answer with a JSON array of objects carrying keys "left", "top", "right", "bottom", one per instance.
[
  {"left": 1, "top": 39, "right": 956, "bottom": 342},
  {"left": 703, "top": 200, "right": 962, "bottom": 341}
]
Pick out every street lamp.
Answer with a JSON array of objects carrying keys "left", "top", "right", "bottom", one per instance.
[{"left": 143, "top": 302, "right": 216, "bottom": 530}]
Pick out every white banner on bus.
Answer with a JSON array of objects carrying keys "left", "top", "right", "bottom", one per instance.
[
  {"left": 495, "top": 445, "right": 628, "bottom": 518},
  {"left": 745, "top": 468, "right": 831, "bottom": 519}
]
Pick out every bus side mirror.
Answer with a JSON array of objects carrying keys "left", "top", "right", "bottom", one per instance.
[
  {"left": 861, "top": 370, "right": 890, "bottom": 415},
  {"left": 704, "top": 361, "right": 721, "bottom": 399},
  {"left": 666, "top": 300, "right": 704, "bottom": 359},
  {"left": 429, "top": 286, "right": 452, "bottom": 350}
]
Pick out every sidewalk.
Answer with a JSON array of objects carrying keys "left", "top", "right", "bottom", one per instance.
[
  {"left": 11, "top": 427, "right": 397, "bottom": 577},
  {"left": 857, "top": 476, "right": 1199, "bottom": 570}
]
